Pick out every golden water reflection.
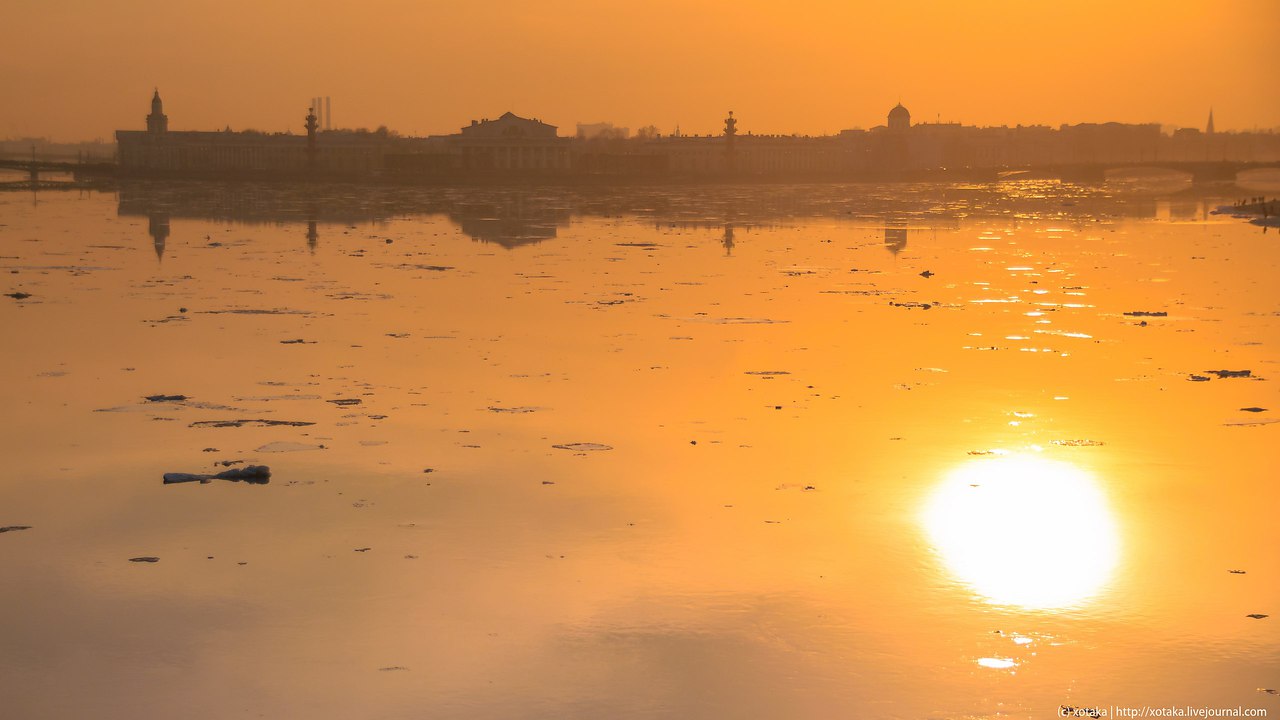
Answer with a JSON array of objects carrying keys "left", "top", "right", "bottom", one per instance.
[
  {"left": 5, "top": 184, "right": 1277, "bottom": 717},
  {"left": 923, "top": 455, "right": 1120, "bottom": 610}
]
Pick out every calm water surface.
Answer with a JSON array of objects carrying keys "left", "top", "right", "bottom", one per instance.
[{"left": 2, "top": 181, "right": 1277, "bottom": 719}]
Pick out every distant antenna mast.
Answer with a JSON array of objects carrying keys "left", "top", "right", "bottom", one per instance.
[{"left": 325, "top": 96, "right": 331, "bottom": 131}]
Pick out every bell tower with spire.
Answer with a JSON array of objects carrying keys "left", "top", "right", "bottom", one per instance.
[
  {"left": 1206, "top": 108, "right": 1215, "bottom": 135},
  {"left": 146, "top": 89, "right": 168, "bottom": 134}
]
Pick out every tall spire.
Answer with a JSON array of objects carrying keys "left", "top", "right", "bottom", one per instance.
[
  {"left": 1206, "top": 108, "right": 1215, "bottom": 135},
  {"left": 147, "top": 89, "right": 168, "bottom": 134}
]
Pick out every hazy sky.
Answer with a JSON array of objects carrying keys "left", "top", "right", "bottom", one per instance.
[{"left": 4, "top": 0, "right": 1278, "bottom": 141}]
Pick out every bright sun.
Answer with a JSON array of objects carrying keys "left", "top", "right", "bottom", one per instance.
[{"left": 922, "top": 455, "right": 1120, "bottom": 610}]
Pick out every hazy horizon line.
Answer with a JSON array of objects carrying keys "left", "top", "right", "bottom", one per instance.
[{"left": 6, "top": 109, "right": 1279, "bottom": 146}]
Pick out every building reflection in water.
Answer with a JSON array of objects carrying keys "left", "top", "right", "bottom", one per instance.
[
  {"left": 448, "top": 198, "right": 571, "bottom": 249},
  {"left": 921, "top": 455, "right": 1120, "bottom": 610},
  {"left": 115, "top": 181, "right": 1240, "bottom": 259},
  {"left": 119, "top": 183, "right": 394, "bottom": 253},
  {"left": 651, "top": 220, "right": 771, "bottom": 256},
  {"left": 884, "top": 225, "right": 908, "bottom": 255},
  {"left": 118, "top": 183, "right": 574, "bottom": 252},
  {"left": 147, "top": 212, "right": 169, "bottom": 261}
]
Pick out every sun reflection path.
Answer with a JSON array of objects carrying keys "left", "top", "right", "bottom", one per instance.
[{"left": 923, "top": 456, "right": 1120, "bottom": 610}]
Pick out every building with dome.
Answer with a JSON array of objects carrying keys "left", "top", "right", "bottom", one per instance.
[
  {"left": 113, "top": 91, "right": 1280, "bottom": 182},
  {"left": 888, "top": 103, "right": 911, "bottom": 132}
]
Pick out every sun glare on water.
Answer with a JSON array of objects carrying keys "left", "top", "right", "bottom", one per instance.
[{"left": 923, "top": 456, "right": 1120, "bottom": 610}]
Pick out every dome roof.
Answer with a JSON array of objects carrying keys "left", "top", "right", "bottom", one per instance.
[{"left": 887, "top": 102, "right": 911, "bottom": 130}]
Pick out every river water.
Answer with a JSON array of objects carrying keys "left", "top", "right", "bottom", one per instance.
[{"left": 1, "top": 180, "right": 1277, "bottom": 719}]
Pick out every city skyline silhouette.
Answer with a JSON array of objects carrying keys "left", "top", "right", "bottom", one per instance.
[{"left": 4, "top": 0, "right": 1278, "bottom": 141}]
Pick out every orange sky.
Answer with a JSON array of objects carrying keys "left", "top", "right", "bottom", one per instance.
[{"left": 3, "top": 0, "right": 1278, "bottom": 141}]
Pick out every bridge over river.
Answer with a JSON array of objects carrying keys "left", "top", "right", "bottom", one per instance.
[
  {"left": 1027, "top": 160, "right": 1280, "bottom": 184},
  {"left": 0, "top": 158, "right": 119, "bottom": 185}
]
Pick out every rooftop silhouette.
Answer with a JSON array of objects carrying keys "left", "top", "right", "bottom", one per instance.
[{"left": 108, "top": 92, "right": 1280, "bottom": 185}]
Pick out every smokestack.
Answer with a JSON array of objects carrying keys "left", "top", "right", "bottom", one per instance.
[{"left": 325, "top": 96, "right": 331, "bottom": 131}]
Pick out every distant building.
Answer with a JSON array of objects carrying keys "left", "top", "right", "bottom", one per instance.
[
  {"left": 146, "top": 89, "right": 167, "bottom": 134},
  {"left": 452, "top": 112, "right": 571, "bottom": 171},
  {"left": 1055, "top": 122, "right": 1162, "bottom": 164},
  {"left": 576, "top": 122, "right": 629, "bottom": 140},
  {"left": 117, "top": 90, "right": 393, "bottom": 178},
  {"left": 0, "top": 136, "right": 114, "bottom": 161},
  {"left": 888, "top": 103, "right": 911, "bottom": 132},
  {"left": 113, "top": 92, "right": 1280, "bottom": 182},
  {"left": 383, "top": 112, "right": 573, "bottom": 176}
]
